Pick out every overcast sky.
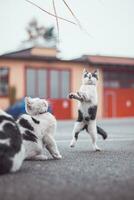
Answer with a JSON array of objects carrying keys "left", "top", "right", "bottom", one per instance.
[{"left": 0, "top": 0, "right": 134, "bottom": 58}]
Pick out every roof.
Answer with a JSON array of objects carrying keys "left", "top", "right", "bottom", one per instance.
[
  {"left": 76, "top": 55, "right": 134, "bottom": 66},
  {"left": 0, "top": 48, "right": 85, "bottom": 64},
  {"left": 0, "top": 48, "right": 134, "bottom": 66}
]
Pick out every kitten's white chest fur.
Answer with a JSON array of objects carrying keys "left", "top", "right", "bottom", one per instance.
[
  {"left": 80, "top": 84, "right": 98, "bottom": 104},
  {"left": 78, "top": 85, "right": 98, "bottom": 117}
]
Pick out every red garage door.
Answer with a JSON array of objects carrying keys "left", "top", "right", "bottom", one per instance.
[
  {"left": 104, "top": 88, "right": 134, "bottom": 117},
  {"left": 104, "top": 69, "right": 134, "bottom": 118}
]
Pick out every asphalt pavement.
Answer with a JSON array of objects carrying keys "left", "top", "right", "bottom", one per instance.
[{"left": 0, "top": 118, "right": 134, "bottom": 200}]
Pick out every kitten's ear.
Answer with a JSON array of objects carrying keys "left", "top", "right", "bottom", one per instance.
[
  {"left": 25, "top": 97, "right": 31, "bottom": 104},
  {"left": 44, "top": 99, "right": 49, "bottom": 108},
  {"left": 25, "top": 97, "right": 32, "bottom": 112},
  {"left": 83, "top": 68, "right": 88, "bottom": 74}
]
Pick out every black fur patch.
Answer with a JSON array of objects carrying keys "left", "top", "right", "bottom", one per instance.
[
  {"left": 0, "top": 130, "right": 8, "bottom": 139},
  {"left": 88, "top": 106, "right": 97, "bottom": 120},
  {"left": 77, "top": 110, "right": 83, "bottom": 122},
  {"left": 97, "top": 126, "right": 108, "bottom": 140},
  {"left": 31, "top": 117, "right": 40, "bottom": 124},
  {"left": 84, "top": 117, "right": 90, "bottom": 121},
  {"left": 0, "top": 121, "right": 22, "bottom": 174},
  {"left": 3, "top": 123, "right": 22, "bottom": 153},
  {"left": 82, "top": 124, "right": 88, "bottom": 132},
  {"left": 92, "top": 73, "right": 98, "bottom": 80},
  {"left": 74, "top": 124, "right": 88, "bottom": 140},
  {"left": 0, "top": 118, "right": 22, "bottom": 174},
  {"left": 74, "top": 132, "right": 79, "bottom": 140},
  {"left": 0, "top": 155, "right": 13, "bottom": 175},
  {"left": 0, "top": 115, "right": 14, "bottom": 123},
  {"left": 19, "top": 118, "right": 34, "bottom": 131},
  {"left": 84, "top": 73, "right": 88, "bottom": 78},
  {"left": 23, "top": 130, "right": 37, "bottom": 143}
]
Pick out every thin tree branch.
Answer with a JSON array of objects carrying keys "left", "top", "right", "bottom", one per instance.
[
  {"left": 25, "top": 0, "right": 76, "bottom": 25},
  {"left": 62, "top": 0, "right": 93, "bottom": 38},
  {"left": 62, "top": 0, "right": 82, "bottom": 29},
  {"left": 52, "top": 0, "right": 59, "bottom": 41}
]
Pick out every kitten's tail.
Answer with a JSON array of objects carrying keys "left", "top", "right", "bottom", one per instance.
[
  {"left": 97, "top": 126, "right": 108, "bottom": 140},
  {"left": 0, "top": 155, "right": 12, "bottom": 175}
]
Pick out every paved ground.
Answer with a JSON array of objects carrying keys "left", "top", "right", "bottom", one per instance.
[{"left": 0, "top": 118, "right": 134, "bottom": 200}]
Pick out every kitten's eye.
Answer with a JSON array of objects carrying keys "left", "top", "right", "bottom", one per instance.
[
  {"left": 84, "top": 73, "right": 88, "bottom": 78},
  {"left": 92, "top": 73, "right": 98, "bottom": 80}
]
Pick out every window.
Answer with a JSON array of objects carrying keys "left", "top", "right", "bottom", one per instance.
[
  {"left": 104, "top": 70, "right": 134, "bottom": 88},
  {"left": 104, "top": 81, "right": 120, "bottom": 88},
  {"left": 0, "top": 68, "right": 9, "bottom": 96},
  {"left": 26, "top": 68, "right": 70, "bottom": 99},
  {"left": 61, "top": 71, "right": 70, "bottom": 98},
  {"left": 50, "top": 70, "right": 59, "bottom": 98},
  {"left": 26, "top": 69, "right": 36, "bottom": 97},
  {"left": 49, "top": 70, "right": 70, "bottom": 98},
  {"left": 38, "top": 69, "right": 47, "bottom": 98}
]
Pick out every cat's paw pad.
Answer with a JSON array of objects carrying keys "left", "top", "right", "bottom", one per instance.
[{"left": 80, "top": 93, "right": 87, "bottom": 101}]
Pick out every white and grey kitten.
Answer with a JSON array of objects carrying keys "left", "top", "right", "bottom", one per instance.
[
  {"left": 17, "top": 97, "right": 62, "bottom": 160},
  {"left": 69, "top": 68, "right": 107, "bottom": 151},
  {"left": 0, "top": 110, "right": 25, "bottom": 174}
]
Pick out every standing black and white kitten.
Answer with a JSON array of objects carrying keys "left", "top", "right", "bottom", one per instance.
[
  {"left": 17, "top": 97, "right": 62, "bottom": 160},
  {"left": 0, "top": 110, "right": 25, "bottom": 174},
  {"left": 69, "top": 69, "right": 107, "bottom": 151}
]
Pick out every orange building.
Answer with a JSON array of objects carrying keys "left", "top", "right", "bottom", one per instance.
[{"left": 0, "top": 47, "right": 134, "bottom": 119}]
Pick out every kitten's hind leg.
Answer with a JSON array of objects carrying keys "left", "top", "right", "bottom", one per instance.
[
  {"left": 70, "top": 121, "right": 85, "bottom": 148},
  {"left": 44, "top": 135, "right": 62, "bottom": 159},
  {"left": 87, "top": 120, "right": 101, "bottom": 151}
]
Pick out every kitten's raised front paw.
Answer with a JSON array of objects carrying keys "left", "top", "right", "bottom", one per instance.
[
  {"left": 77, "top": 92, "right": 87, "bottom": 101},
  {"left": 68, "top": 93, "right": 75, "bottom": 99}
]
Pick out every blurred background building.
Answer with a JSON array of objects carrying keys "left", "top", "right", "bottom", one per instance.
[
  {"left": 0, "top": 16, "right": 134, "bottom": 120},
  {"left": 0, "top": 45, "right": 134, "bottom": 119}
]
